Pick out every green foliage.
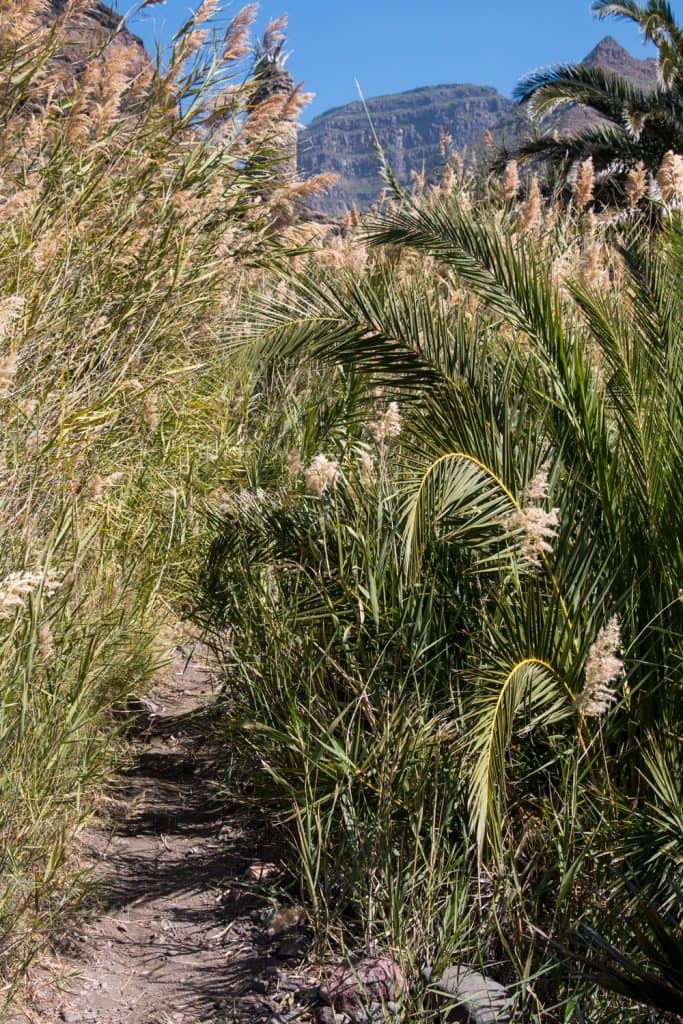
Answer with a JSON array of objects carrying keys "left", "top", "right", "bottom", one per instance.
[
  {"left": 198, "top": 177, "right": 682, "bottom": 1018},
  {"left": 0, "top": 0, "right": 294, "bottom": 992}
]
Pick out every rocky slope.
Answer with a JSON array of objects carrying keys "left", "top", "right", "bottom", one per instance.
[
  {"left": 582, "top": 34, "right": 657, "bottom": 86},
  {"left": 42, "top": 0, "right": 151, "bottom": 81},
  {"left": 297, "top": 83, "right": 523, "bottom": 214},
  {"left": 297, "top": 36, "right": 659, "bottom": 214}
]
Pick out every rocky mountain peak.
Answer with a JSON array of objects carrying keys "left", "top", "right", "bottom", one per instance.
[{"left": 583, "top": 34, "right": 658, "bottom": 86}]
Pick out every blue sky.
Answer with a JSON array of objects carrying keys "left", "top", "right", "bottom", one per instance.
[{"left": 124, "top": 1, "right": 682, "bottom": 122}]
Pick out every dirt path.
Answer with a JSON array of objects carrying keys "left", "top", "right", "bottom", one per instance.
[{"left": 12, "top": 647, "right": 320, "bottom": 1024}]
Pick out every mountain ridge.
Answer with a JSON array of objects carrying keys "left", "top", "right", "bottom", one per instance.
[{"left": 297, "top": 36, "right": 659, "bottom": 215}]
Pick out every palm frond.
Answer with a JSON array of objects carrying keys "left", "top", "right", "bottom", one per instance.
[
  {"left": 402, "top": 448, "right": 517, "bottom": 579},
  {"left": 238, "top": 268, "right": 459, "bottom": 392},
  {"left": 467, "top": 656, "right": 574, "bottom": 856},
  {"left": 514, "top": 64, "right": 655, "bottom": 120},
  {"left": 369, "top": 197, "right": 612, "bottom": 485}
]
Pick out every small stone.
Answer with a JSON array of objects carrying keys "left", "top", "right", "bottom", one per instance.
[
  {"left": 424, "top": 964, "right": 511, "bottom": 1023},
  {"left": 294, "top": 984, "right": 320, "bottom": 1004},
  {"left": 319, "top": 956, "right": 406, "bottom": 1024},
  {"left": 267, "top": 904, "right": 306, "bottom": 937},
  {"left": 244, "top": 861, "right": 282, "bottom": 883},
  {"left": 278, "top": 975, "right": 302, "bottom": 991}
]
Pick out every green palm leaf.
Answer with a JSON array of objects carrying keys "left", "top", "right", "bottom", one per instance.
[{"left": 467, "top": 656, "right": 574, "bottom": 856}]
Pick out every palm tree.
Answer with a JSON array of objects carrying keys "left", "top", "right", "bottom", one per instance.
[
  {"left": 507, "top": 1, "right": 683, "bottom": 196},
  {"left": 215, "top": 183, "right": 683, "bottom": 858}
]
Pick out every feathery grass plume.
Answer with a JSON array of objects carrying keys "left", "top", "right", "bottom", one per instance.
[
  {"left": 66, "top": 57, "right": 103, "bottom": 145},
  {"left": 521, "top": 464, "right": 550, "bottom": 501},
  {"left": 506, "top": 504, "right": 560, "bottom": 565},
  {"left": 38, "top": 621, "right": 55, "bottom": 661},
  {"left": 552, "top": 250, "right": 574, "bottom": 290},
  {"left": 518, "top": 174, "right": 542, "bottom": 233},
  {"left": 582, "top": 241, "right": 610, "bottom": 291},
  {"left": 0, "top": 186, "right": 37, "bottom": 220},
  {"left": 183, "top": 28, "right": 208, "bottom": 57},
  {"left": 358, "top": 449, "right": 376, "bottom": 486},
  {"left": 31, "top": 229, "right": 62, "bottom": 271},
  {"left": 544, "top": 202, "right": 558, "bottom": 230},
  {"left": 656, "top": 150, "right": 683, "bottom": 203},
  {"left": 440, "top": 161, "right": 457, "bottom": 195},
  {"left": 287, "top": 449, "right": 302, "bottom": 478},
  {"left": 505, "top": 465, "right": 559, "bottom": 566},
  {"left": 260, "top": 12, "right": 288, "bottom": 53},
  {"left": 369, "top": 401, "right": 401, "bottom": 446},
  {"left": 0, "top": 353, "right": 18, "bottom": 398},
  {"left": 502, "top": 159, "right": 520, "bottom": 201},
  {"left": 0, "top": 298, "right": 23, "bottom": 396},
  {"left": 19, "top": 398, "right": 38, "bottom": 420},
  {"left": 143, "top": 392, "right": 159, "bottom": 432},
  {"left": 625, "top": 161, "right": 648, "bottom": 208},
  {"left": 439, "top": 127, "right": 453, "bottom": 159},
  {"left": 88, "top": 471, "right": 125, "bottom": 502},
  {"left": 0, "top": 570, "right": 62, "bottom": 620},
  {"left": 91, "top": 51, "right": 131, "bottom": 139},
  {"left": 411, "top": 164, "right": 426, "bottom": 194},
  {"left": 222, "top": 2, "right": 258, "bottom": 60},
  {"left": 193, "top": 0, "right": 221, "bottom": 23},
  {"left": 304, "top": 454, "right": 339, "bottom": 497},
  {"left": 24, "top": 113, "right": 46, "bottom": 154},
  {"left": 344, "top": 203, "right": 361, "bottom": 230},
  {"left": 2, "top": 0, "right": 51, "bottom": 47},
  {"left": 573, "top": 157, "right": 595, "bottom": 209},
  {"left": 575, "top": 616, "right": 623, "bottom": 717},
  {"left": 483, "top": 128, "right": 493, "bottom": 148},
  {"left": 0, "top": 295, "right": 25, "bottom": 341}
]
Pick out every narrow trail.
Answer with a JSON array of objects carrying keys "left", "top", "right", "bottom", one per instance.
[{"left": 13, "top": 648, "right": 319, "bottom": 1024}]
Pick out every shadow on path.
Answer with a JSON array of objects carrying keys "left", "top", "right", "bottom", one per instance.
[{"left": 13, "top": 649, "right": 305, "bottom": 1024}]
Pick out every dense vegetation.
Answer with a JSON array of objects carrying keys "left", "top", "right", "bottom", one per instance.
[
  {"left": 197, "top": 164, "right": 683, "bottom": 1018},
  {"left": 0, "top": 0, "right": 325, "bottom": 1000},
  {"left": 0, "top": 0, "right": 681, "bottom": 1021}
]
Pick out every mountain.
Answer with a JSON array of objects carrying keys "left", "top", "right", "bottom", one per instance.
[
  {"left": 39, "top": 1, "right": 150, "bottom": 82},
  {"left": 297, "top": 84, "right": 523, "bottom": 214},
  {"left": 581, "top": 34, "right": 657, "bottom": 86},
  {"left": 297, "top": 37, "right": 659, "bottom": 215}
]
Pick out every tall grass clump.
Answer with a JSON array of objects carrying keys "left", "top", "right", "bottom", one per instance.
[
  {"left": 197, "top": 159, "right": 683, "bottom": 1019},
  {"left": 0, "top": 0, "right": 321, "bottom": 997}
]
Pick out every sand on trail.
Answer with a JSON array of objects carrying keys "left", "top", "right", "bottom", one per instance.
[{"left": 10, "top": 647, "right": 319, "bottom": 1024}]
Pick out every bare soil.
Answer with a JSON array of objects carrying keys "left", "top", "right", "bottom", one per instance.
[{"left": 9, "top": 647, "right": 320, "bottom": 1024}]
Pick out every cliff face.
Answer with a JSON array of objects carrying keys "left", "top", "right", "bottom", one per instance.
[
  {"left": 41, "top": 0, "right": 151, "bottom": 81},
  {"left": 297, "top": 83, "right": 523, "bottom": 214},
  {"left": 297, "top": 37, "right": 659, "bottom": 215}
]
